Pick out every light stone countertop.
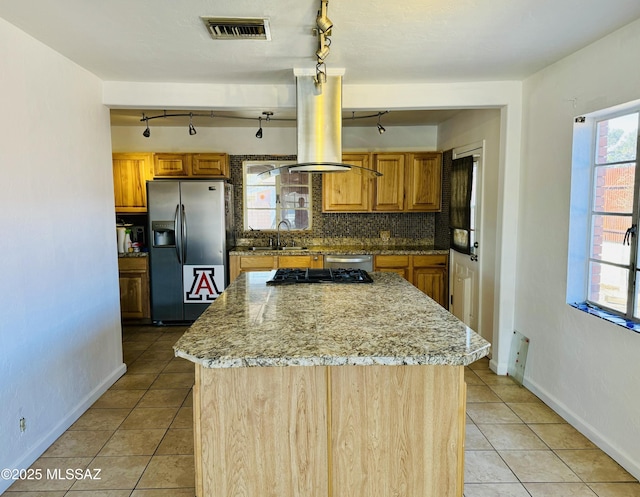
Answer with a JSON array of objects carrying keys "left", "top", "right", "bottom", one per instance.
[{"left": 173, "top": 271, "right": 490, "bottom": 368}]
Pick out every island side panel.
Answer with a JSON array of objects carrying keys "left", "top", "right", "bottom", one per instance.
[
  {"left": 195, "top": 365, "right": 329, "bottom": 497},
  {"left": 329, "top": 365, "right": 465, "bottom": 497}
]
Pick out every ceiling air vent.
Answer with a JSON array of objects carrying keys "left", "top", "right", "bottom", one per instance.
[{"left": 201, "top": 17, "right": 271, "bottom": 40}]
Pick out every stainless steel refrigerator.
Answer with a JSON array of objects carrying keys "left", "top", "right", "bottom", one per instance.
[{"left": 147, "top": 180, "right": 234, "bottom": 324}]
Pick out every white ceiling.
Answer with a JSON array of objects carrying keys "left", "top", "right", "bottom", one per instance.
[{"left": 2, "top": 0, "right": 640, "bottom": 126}]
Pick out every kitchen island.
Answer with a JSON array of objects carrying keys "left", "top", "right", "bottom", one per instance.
[{"left": 174, "top": 271, "right": 490, "bottom": 497}]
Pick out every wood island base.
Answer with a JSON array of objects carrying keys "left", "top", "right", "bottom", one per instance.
[{"left": 193, "top": 364, "right": 467, "bottom": 497}]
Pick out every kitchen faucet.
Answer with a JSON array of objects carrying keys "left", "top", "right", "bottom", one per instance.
[{"left": 276, "top": 219, "right": 291, "bottom": 248}]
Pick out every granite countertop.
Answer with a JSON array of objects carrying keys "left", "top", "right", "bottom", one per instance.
[
  {"left": 229, "top": 245, "right": 449, "bottom": 256},
  {"left": 118, "top": 252, "right": 148, "bottom": 258},
  {"left": 173, "top": 271, "right": 490, "bottom": 368}
]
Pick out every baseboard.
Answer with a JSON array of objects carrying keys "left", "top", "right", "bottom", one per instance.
[
  {"left": 489, "top": 357, "right": 508, "bottom": 375},
  {"left": 0, "top": 363, "right": 127, "bottom": 494},
  {"left": 523, "top": 376, "right": 640, "bottom": 481}
]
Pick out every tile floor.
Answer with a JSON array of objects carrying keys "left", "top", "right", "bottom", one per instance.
[{"left": 4, "top": 325, "right": 640, "bottom": 497}]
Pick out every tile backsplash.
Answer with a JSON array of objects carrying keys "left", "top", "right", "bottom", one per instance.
[{"left": 230, "top": 155, "right": 449, "bottom": 248}]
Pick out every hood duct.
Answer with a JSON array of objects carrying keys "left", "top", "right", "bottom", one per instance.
[{"left": 258, "top": 71, "right": 381, "bottom": 178}]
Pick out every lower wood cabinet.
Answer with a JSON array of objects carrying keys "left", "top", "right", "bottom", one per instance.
[
  {"left": 194, "top": 364, "right": 466, "bottom": 497},
  {"left": 118, "top": 257, "right": 150, "bottom": 320},
  {"left": 229, "top": 254, "right": 324, "bottom": 282},
  {"left": 374, "top": 254, "right": 448, "bottom": 307}
]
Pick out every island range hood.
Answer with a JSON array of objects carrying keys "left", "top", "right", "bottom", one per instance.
[{"left": 259, "top": 70, "right": 381, "bottom": 178}]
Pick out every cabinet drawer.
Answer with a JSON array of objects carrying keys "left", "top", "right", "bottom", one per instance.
[
  {"left": 413, "top": 255, "right": 447, "bottom": 267},
  {"left": 374, "top": 255, "right": 410, "bottom": 268},
  {"left": 239, "top": 256, "right": 276, "bottom": 270},
  {"left": 118, "top": 257, "right": 148, "bottom": 271},
  {"left": 278, "top": 255, "right": 324, "bottom": 268}
]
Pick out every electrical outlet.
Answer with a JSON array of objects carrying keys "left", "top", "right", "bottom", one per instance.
[{"left": 19, "top": 417, "right": 26, "bottom": 433}]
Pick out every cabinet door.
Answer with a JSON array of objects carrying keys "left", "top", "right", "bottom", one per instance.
[
  {"left": 374, "top": 255, "right": 411, "bottom": 283},
  {"left": 407, "top": 153, "right": 442, "bottom": 212},
  {"left": 373, "top": 153, "right": 405, "bottom": 211},
  {"left": 154, "top": 153, "right": 189, "bottom": 177},
  {"left": 322, "top": 154, "right": 372, "bottom": 212},
  {"left": 118, "top": 258, "right": 150, "bottom": 319},
  {"left": 112, "top": 153, "right": 153, "bottom": 213},
  {"left": 278, "top": 255, "right": 324, "bottom": 269},
  {"left": 413, "top": 267, "right": 448, "bottom": 308},
  {"left": 191, "top": 153, "right": 229, "bottom": 178}
]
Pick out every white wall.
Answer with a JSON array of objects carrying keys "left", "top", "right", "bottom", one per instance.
[
  {"left": 438, "top": 109, "right": 501, "bottom": 348},
  {"left": 0, "top": 19, "right": 124, "bottom": 492},
  {"left": 110, "top": 124, "right": 438, "bottom": 154},
  {"left": 517, "top": 18, "right": 640, "bottom": 478}
]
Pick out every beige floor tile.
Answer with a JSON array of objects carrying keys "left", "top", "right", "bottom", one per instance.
[
  {"left": 41, "top": 430, "right": 112, "bottom": 458},
  {"left": 98, "top": 429, "right": 167, "bottom": 456},
  {"left": 111, "top": 373, "right": 158, "bottom": 390},
  {"left": 181, "top": 390, "right": 193, "bottom": 407},
  {"left": 588, "top": 482, "right": 640, "bottom": 496},
  {"left": 474, "top": 370, "right": 519, "bottom": 386},
  {"left": 137, "top": 389, "right": 190, "bottom": 408},
  {"left": 498, "top": 450, "right": 580, "bottom": 483},
  {"left": 120, "top": 407, "right": 179, "bottom": 430},
  {"left": 126, "top": 360, "right": 167, "bottom": 375},
  {"left": 169, "top": 407, "right": 193, "bottom": 429},
  {"left": 3, "top": 491, "right": 67, "bottom": 496},
  {"left": 5, "top": 457, "right": 92, "bottom": 492},
  {"left": 162, "top": 358, "right": 194, "bottom": 373},
  {"left": 465, "top": 423, "right": 494, "bottom": 450},
  {"left": 528, "top": 423, "right": 596, "bottom": 449},
  {"left": 65, "top": 490, "right": 133, "bottom": 497},
  {"left": 91, "top": 390, "right": 146, "bottom": 409},
  {"left": 463, "top": 483, "right": 531, "bottom": 496},
  {"left": 490, "top": 384, "right": 540, "bottom": 403},
  {"left": 123, "top": 350, "right": 145, "bottom": 364},
  {"left": 156, "top": 429, "right": 194, "bottom": 455},
  {"left": 69, "top": 456, "right": 151, "bottom": 491},
  {"left": 523, "top": 482, "right": 598, "bottom": 496},
  {"left": 467, "top": 385, "right": 503, "bottom": 402},
  {"left": 555, "top": 450, "right": 636, "bottom": 482},
  {"left": 136, "top": 350, "right": 175, "bottom": 363},
  {"left": 123, "top": 341, "right": 153, "bottom": 351},
  {"left": 137, "top": 455, "right": 195, "bottom": 489},
  {"left": 465, "top": 368, "right": 485, "bottom": 386},
  {"left": 130, "top": 488, "right": 196, "bottom": 497},
  {"left": 466, "top": 403, "right": 522, "bottom": 424},
  {"left": 469, "top": 357, "right": 491, "bottom": 370},
  {"left": 477, "top": 424, "right": 548, "bottom": 450},
  {"left": 508, "top": 402, "right": 565, "bottom": 423},
  {"left": 464, "top": 451, "right": 518, "bottom": 483},
  {"left": 149, "top": 373, "right": 194, "bottom": 390},
  {"left": 69, "top": 409, "right": 130, "bottom": 431}
]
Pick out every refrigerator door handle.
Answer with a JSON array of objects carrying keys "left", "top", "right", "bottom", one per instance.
[
  {"left": 174, "top": 204, "right": 182, "bottom": 264},
  {"left": 181, "top": 204, "right": 188, "bottom": 262}
]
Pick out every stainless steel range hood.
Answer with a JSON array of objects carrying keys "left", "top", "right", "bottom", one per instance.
[{"left": 258, "top": 69, "right": 381, "bottom": 178}]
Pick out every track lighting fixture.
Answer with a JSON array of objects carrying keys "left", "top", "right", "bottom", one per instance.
[
  {"left": 188, "top": 113, "right": 197, "bottom": 135},
  {"left": 142, "top": 115, "right": 150, "bottom": 137},
  {"left": 316, "top": 0, "right": 333, "bottom": 33},
  {"left": 316, "top": 33, "right": 330, "bottom": 61},
  {"left": 255, "top": 117, "right": 263, "bottom": 139},
  {"left": 377, "top": 113, "right": 386, "bottom": 134}
]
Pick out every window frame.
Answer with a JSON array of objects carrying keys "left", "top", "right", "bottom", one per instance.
[
  {"left": 583, "top": 108, "right": 640, "bottom": 321},
  {"left": 242, "top": 160, "right": 313, "bottom": 232}
]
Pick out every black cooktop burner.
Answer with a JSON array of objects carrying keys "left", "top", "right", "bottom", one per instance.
[{"left": 266, "top": 268, "right": 374, "bottom": 285}]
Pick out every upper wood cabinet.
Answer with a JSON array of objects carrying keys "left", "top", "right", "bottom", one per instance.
[
  {"left": 373, "top": 153, "right": 405, "bottom": 211},
  {"left": 406, "top": 153, "right": 442, "bottom": 211},
  {"left": 153, "top": 153, "right": 229, "bottom": 178},
  {"left": 112, "top": 153, "right": 153, "bottom": 213},
  {"left": 323, "top": 151, "right": 442, "bottom": 213},
  {"left": 322, "top": 153, "right": 372, "bottom": 212}
]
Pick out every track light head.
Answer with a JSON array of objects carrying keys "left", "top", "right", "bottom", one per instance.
[
  {"left": 316, "top": 1, "right": 333, "bottom": 33},
  {"left": 376, "top": 113, "right": 386, "bottom": 134},
  {"left": 143, "top": 119, "right": 150, "bottom": 138},
  {"left": 188, "top": 113, "right": 197, "bottom": 135},
  {"left": 256, "top": 117, "right": 263, "bottom": 139}
]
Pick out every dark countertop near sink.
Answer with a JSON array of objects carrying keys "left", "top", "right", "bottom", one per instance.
[{"left": 229, "top": 245, "right": 449, "bottom": 256}]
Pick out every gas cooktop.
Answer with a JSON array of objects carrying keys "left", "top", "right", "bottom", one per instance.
[{"left": 266, "top": 268, "right": 373, "bottom": 285}]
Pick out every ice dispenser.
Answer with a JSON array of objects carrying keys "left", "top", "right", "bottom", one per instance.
[{"left": 152, "top": 221, "right": 176, "bottom": 247}]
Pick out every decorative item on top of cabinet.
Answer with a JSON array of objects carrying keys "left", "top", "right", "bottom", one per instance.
[
  {"left": 118, "top": 257, "right": 150, "bottom": 320},
  {"left": 112, "top": 153, "right": 154, "bottom": 213},
  {"left": 153, "top": 153, "right": 229, "bottom": 178},
  {"left": 322, "top": 153, "right": 372, "bottom": 212}
]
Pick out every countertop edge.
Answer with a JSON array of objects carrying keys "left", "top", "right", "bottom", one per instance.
[{"left": 229, "top": 247, "right": 450, "bottom": 256}]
